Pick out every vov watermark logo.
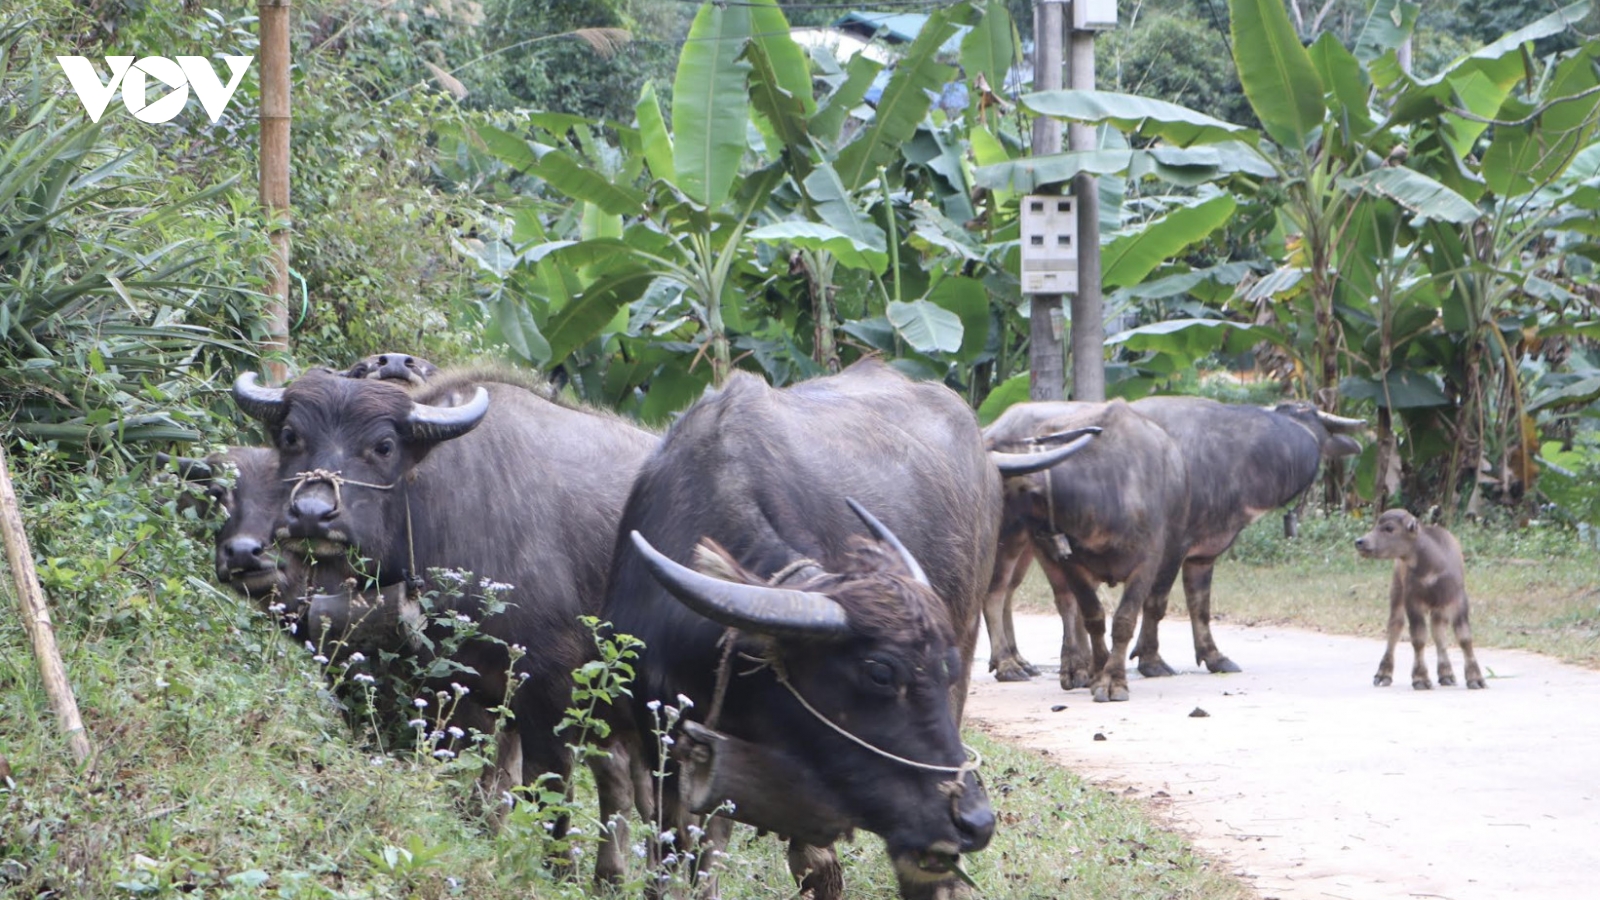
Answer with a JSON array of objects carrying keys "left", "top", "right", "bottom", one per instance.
[{"left": 57, "top": 55, "right": 253, "bottom": 124}]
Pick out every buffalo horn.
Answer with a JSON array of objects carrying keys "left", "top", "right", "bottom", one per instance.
[
  {"left": 990, "top": 426, "right": 1101, "bottom": 476},
  {"left": 155, "top": 451, "right": 213, "bottom": 481},
  {"left": 403, "top": 386, "right": 490, "bottom": 442},
  {"left": 630, "top": 531, "right": 851, "bottom": 640},
  {"left": 232, "top": 372, "right": 287, "bottom": 425},
  {"left": 1317, "top": 410, "right": 1367, "bottom": 433},
  {"left": 844, "top": 497, "right": 930, "bottom": 587}
]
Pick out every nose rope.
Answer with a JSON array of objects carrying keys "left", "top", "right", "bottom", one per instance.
[
  {"left": 282, "top": 468, "right": 396, "bottom": 515},
  {"left": 282, "top": 469, "right": 417, "bottom": 585}
]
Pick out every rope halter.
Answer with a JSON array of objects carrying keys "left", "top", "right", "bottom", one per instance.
[{"left": 282, "top": 468, "right": 396, "bottom": 516}]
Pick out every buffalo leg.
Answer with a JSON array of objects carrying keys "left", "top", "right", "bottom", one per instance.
[
  {"left": 981, "top": 527, "right": 1035, "bottom": 682},
  {"left": 1430, "top": 607, "right": 1457, "bottom": 687},
  {"left": 1406, "top": 600, "right": 1432, "bottom": 690},
  {"left": 788, "top": 840, "right": 843, "bottom": 900},
  {"left": 589, "top": 739, "right": 636, "bottom": 886},
  {"left": 1041, "top": 557, "right": 1101, "bottom": 691},
  {"left": 1130, "top": 581, "right": 1177, "bottom": 679},
  {"left": 1181, "top": 559, "right": 1240, "bottom": 673},
  {"left": 1374, "top": 570, "right": 1405, "bottom": 687},
  {"left": 1454, "top": 601, "right": 1487, "bottom": 689},
  {"left": 1090, "top": 570, "right": 1158, "bottom": 703}
]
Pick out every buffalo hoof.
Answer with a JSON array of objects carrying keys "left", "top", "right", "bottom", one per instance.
[
  {"left": 993, "top": 660, "right": 1033, "bottom": 683},
  {"left": 1090, "top": 681, "right": 1129, "bottom": 703},
  {"left": 1373, "top": 674, "right": 1392, "bottom": 687},
  {"left": 1205, "top": 656, "right": 1242, "bottom": 674},
  {"left": 1060, "top": 668, "right": 1092, "bottom": 691},
  {"left": 1412, "top": 678, "right": 1433, "bottom": 691},
  {"left": 1467, "top": 676, "right": 1487, "bottom": 690},
  {"left": 1022, "top": 660, "right": 1042, "bottom": 677},
  {"left": 1438, "top": 672, "right": 1457, "bottom": 687},
  {"left": 1137, "top": 656, "right": 1177, "bottom": 678}
]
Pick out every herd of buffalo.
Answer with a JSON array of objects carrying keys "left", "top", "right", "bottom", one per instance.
[{"left": 160, "top": 354, "right": 1481, "bottom": 899}]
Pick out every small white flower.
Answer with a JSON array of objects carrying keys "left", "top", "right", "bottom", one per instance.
[
  {"left": 413, "top": 698, "right": 428, "bottom": 709},
  {"left": 312, "top": 654, "right": 329, "bottom": 665},
  {"left": 447, "top": 726, "right": 465, "bottom": 739},
  {"left": 154, "top": 677, "right": 169, "bottom": 690},
  {"left": 455, "top": 613, "right": 473, "bottom": 624},
  {"left": 510, "top": 643, "right": 526, "bottom": 654},
  {"left": 348, "top": 652, "right": 367, "bottom": 664},
  {"left": 661, "top": 735, "right": 675, "bottom": 747},
  {"left": 686, "top": 824, "right": 704, "bottom": 840},
  {"left": 501, "top": 791, "right": 516, "bottom": 808},
  {"left": 408, "top": 718, "right": 427, "bottom": 729},
  {"left": 353, "top": 673, "right": 376, "bottom": 685},
  {"left": 646, "top": 699, "right": 662, "bottom": 712},
  {"left": 304, "top": 641, "right": 315, "bottom": 652},
  {"left": 432, "top": 748, "right": 455, "bottom": 760},
  {"left": 661, "top": 852, "right": 678, "bottom": 867},
  {"left": 451, "top": 682, "right": 469, "bottom": 696},
  {"left": 658, "top": 830, "right": 676, "bottom": 846},
  {"left": 369, "top": 756, "right": 385, "bottom": 766},
  {"left": 429, "top": 731, "right": 445, "bottom": 743},
  {"left": 517, "top": 672, "right": 530, "bottom": 681},
  {"left": 268, "top": 602, "right": 286, "bottom": 615},
  {"left": 631, "top": 842, "right": 647, "bottom": 859},
  {"left": 676, "top": 693, "right": 695, "bottom": 709}
]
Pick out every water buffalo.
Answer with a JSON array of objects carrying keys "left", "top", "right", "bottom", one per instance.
[
  {"left": 1356, "top": 509, "right": 1486, "bottom": 690},
  {"left": 342, "top": 351, "right": 439, "bottom": 385},
  {"left": 231, "top": 366, "right": 660, "bottom": 882},
  {"left": 1126, "top": 397, "right": 1364, "bottom": 675},
  {"left": 602, "top": 360, "right": 1088, "bottom": 900},
  {"left": 983, "top": 400, "right": 1190, "bottom": 702}
]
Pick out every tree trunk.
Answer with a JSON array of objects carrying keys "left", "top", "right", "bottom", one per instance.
[{"left": 260, "top": 0, "right": 293, "bottom": 384}]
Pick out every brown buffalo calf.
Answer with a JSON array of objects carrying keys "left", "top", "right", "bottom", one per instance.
[{"left": 1355, "top": 509, "right": 1486, "bottom": 690}]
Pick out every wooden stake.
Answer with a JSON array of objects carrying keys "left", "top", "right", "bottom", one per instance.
[
  {"left": 260, "top": 0, "right": 293, "bottom": 385},
  {"left": 0, "top": 442, "right": 92, "bottom": 765}
]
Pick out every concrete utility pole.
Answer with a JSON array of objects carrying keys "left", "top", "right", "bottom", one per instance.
[
  {"left": 1028, "top": 0, "right": 1066, "bottom": 401},
  {"left": 260, "top": 0, "right": 292, "bottom": 384},
  {"left": 1067, "top": 1, "right": 1105, "bottom": 401}
]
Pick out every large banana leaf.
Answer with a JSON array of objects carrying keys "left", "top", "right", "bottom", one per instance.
[
  {"left": 673, "top": 1, "right": 752, "bottom": 207},
  {"left": 1228, "top": 0, "right": 1325, "bottom": 151},
  {"left": 745, "top": 221, "right": 888, "bottom": 274},
  {"left": 1353, "top": 0, "right": 1419, "bottom": 63},
  {"left": 960, "top": 0, "right": 1016, "bottom": 101},
  {"left": 746, "top": 0, "right": 813, "bottom": 116},
  {"left": 635, "top": 83, "right": 674, "bottom": 182},
  {"left": 1021, "top": 90, "right": 1251, "bottom": 148},
  {"left": 1102, "top": 194, "right": 1237, "bottom": 289},
  {"left": 1340, "top": 167, "right": 1479, "bottom": 225},
  {"left": 834, "top": 3, "right": 960, "bottom": 190}
]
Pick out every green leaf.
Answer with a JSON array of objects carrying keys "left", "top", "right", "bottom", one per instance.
[
  {"left": 977, "top": 371, "right": 1031, "bottom": 425},
  {"left": 812, "top": 52, "right": 882, "bottom": 144},
  {"left": 1107, "top": 317, "right": 1289, "bottom": 358},
  {"left": 747, "top": 0, "right": 814, "bottom": 116},
  {"left": 834, "top": 4, "right": 960, "bottom": 190},
  {"left": 1339, "top": 371, "right": 1450, "bottom": 408},
  {"left": 1021, "top": 90, "right": 1252, "bottom": 148},
  {"left": 973, "top": 149, "right": 1134, "bottom": 192},
  {"left": 1340, "top": 167, "right": 1480, "bottom": 224},
  {"left": 802, "top": 163, "right": 888, "bottom": 253},
  {"left": 1308, "top": 32, "right": 1375, "bottom": 138},
  {"left": 537, "top": 150, "right": 646, "bottom": 216},
  {"left": 673, "top": 0, "right": 752, "bottom": 207},
  {"left": 1102, "top": 194, "right": 1237, "bottom": 289},
  {"left": 745, "top": 221, "right": 888, "bottom": 274},
  {"left": 635, "top": 82, "right": 674, "bottom": 182},
  {"left": 928, "top": 276, "right": 990, "bottom": 361},
  {"left": 470, "top": 123, "right": 539, "bottom": 173},
  {"left": 961, "top": 0, "right": 1016, "bottom": 100},
  {"left": 1354, "top": 0, "right": 1419, "bottom": 63},
  {"left": 1228, "top": 0, "right": 1325, "bottom": 150},
  {"left": 744, "top": 35, "right": 811, "bottom": 171},
  {"left": 492, "top": 293, "right": 552, "bottom": 365},
  {"left": 639, "top": 361, "right": 713, "bottom": 426},
  {"left": 544, "top": 269, "right": 656, "bottom": 365},
  {"left": 888, "top": 299, "right": 964, "bottom": 353},
  {"left": 1484, "top": 45, "right": 1600, "bottom": 198}
]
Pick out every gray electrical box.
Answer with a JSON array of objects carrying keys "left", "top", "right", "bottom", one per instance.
[
  {"left": 1020, "top": 194, "right": 1078, "bottom": 295},
  {"left": 1072, "top": 0, "right": 1119, "bottom": 31}
]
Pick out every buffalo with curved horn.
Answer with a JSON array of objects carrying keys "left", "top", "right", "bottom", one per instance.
[
  {"left": 231, "top": 366, "right": 659, "bottom": 884},
  {"left": 603, "top": 359, "right": 1087, "bottom": 900}
]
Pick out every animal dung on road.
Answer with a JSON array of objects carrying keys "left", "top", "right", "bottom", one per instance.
[{"left": 1189, "top": 706, "right": 1210, "bottom": 718}]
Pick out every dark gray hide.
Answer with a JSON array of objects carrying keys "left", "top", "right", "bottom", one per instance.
[
  {"left": 161, "top": 447, "right": 303, "bottom": 610},
  {"left": 231, "top": 367, "right": 660, "bottom": 882},
  {"left": 603, "top": 360, "right": 998, "bottom": 900},
  {"left": 1128, "top": 396, "right": 1364, "bottom": 674},
  {"left": 984, "top": 400, "right": 1190, "bottom": 702}
]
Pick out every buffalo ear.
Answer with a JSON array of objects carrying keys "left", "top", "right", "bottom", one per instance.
[{"left": 1326, "top": 434, "right": 1362, "bottom": 459}]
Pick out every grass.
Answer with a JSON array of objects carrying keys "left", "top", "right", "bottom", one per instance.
[{"left": 1011, "top": 510, "right": 1600, "bottom": 669}]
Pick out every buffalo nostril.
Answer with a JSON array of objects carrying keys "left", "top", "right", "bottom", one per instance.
[
  {"left": 290, "top": 496, "right": 338, "bottom": 528},
  {"left": 222, "top": 536, "right": 266, "bottom": 567},
  {"left": 955, "top": 802, "right": 996, "bottom": 851}
]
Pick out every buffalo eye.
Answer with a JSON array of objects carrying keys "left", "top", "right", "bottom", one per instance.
[
  {"left": 863, "top": 659, "right": 896, "bottom": 689},
  {"left": 373, "top": 438, "right": 395, "bottom": 458},
  {"left": 279, "top": 427, "right": 300, "bottom": 451}
]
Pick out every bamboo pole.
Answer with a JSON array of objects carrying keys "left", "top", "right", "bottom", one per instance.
[
  {"left": 260, "top": 0, "right": 292, "bottom": 385},
  {"left": 0, "top": 442, "right": 92, "bottom": 765}
]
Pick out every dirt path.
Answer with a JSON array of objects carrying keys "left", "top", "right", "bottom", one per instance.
[{"left": 966, "top": 614, "right": 1600, "bottom": 900}]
